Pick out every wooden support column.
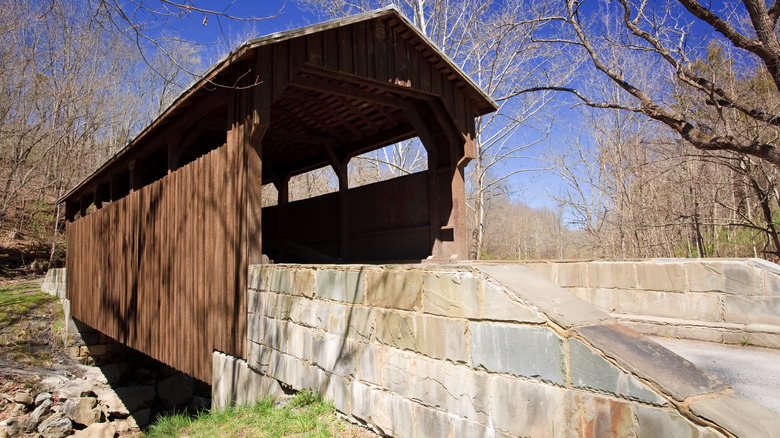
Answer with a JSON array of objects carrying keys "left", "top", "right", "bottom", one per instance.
[
  {"left": 270, "top": 170, "right": 290, "bottom": 261},
  {"left": 323, "top": 145, "right": 349, "bottom": 261},
  {"left": 128, "top": 159, "right": 142, "bottom": 193},
  {"left": 94, "top": 185, "right": 103, "bottom": 210},
  {"left": 407, "top": 103, "right": 444, "bottom": 260},
  {"left": 110, "top": 173, "right": 121, "bottom": 202},
  {"left": 65, "top": 201, "right": 78, "bottom": 222},
  {"left": 167, "top": 134, "right": 181, "bottom": 174}
]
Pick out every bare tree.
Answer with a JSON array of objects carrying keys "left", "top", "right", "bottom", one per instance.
[{"left": 532, "top": 0, "right": 780, "bottom": 168}]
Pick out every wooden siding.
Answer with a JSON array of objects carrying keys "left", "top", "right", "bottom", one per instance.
[{"left": 66, "top": 143, "right": 246, "bottom": 382}]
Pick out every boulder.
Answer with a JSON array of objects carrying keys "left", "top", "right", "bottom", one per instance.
[
  {"left": 59, "top": 380, "right": 94, "bottom": 400},
  {"left": 30, "top": 398, "right": 53, "bottom": 424},
  {"left": 8, "top": 403, "right": 27, "bottom": 417},
  {"left": 35, "top": 393, "right": 52, "bottom": 407},
  {"left": 97, "top": 386, "right": 155, "bottom": 417},
  {"left": 72, "top": 422, "right": 116, "bottom": 438},
  {"left": 13, "top": 392, "right": 32, "bottom": 407},
  {"left": 69, "top": 397, "right": 100, "bottom": 426},
  {"left": 37, "top": 413, "right": 73, "bottom": 438},
  {"left": 157, "top": 373, "right": 193, "bottom": 409}
]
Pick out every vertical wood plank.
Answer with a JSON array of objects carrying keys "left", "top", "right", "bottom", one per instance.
[
  {"left": 323, "top": 29, "right": 338, "bottom": 71},
  {"left": 338, "top": 25, "right": 353, "bottom": 73},
  {"left": 353, "top": 22, "right": 367, "bottom": 77}
]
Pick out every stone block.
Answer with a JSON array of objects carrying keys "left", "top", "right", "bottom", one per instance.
[
  {"left": 687, "top": 262, "right": 724, "bottom": 292},
  {"left": 575, "top": 323, "right": 727, "bottom": 401},
  {"left": 422, "top": 272, "right": 480, "bottom": 318},
  {"left": 723, "top": 296, "right": 780, "bottom": 325},
  {"left": 614, "top": 290, "right": 720, "bottom": 322},
  {"left": 247, "top": 266, "right": 263, "bottom": 291},
  {"left": 470, "top": 321, "right": 566, "bottom": 385},
  {"left": 588, "top": 262, "right": 636, "bottom": 289},
  {"left": 323, "top": 373, "right": 352, "bottom": 415},
  {"left": 569, "top": 338, "right": 667, "bottom": 405},
  {"left": 417, "top": 314, "right": 469, "bottom": 363},
  {"left": 271, "top": 293, "right": 294, "bottom": 320},
  {"left": 261, "top": 318, "right": 289, "bottom": 351},
  {"left": 380, "top": 347, "right": 417, "bottom": 395},
  {"left": 487, "top": 375, "right": 567, "bottom": 437},
  {"left": 568, "top": 392, "right": 634, "bottom": 438},
  {"left": 557, "top": 262, "right": 587, "bottom": 287},
  {"left": 311, "top": 331, "right": 356, "bottom": 378},
  {"left": 369, "top": 389, "right": 414, "bottom": 438},
  {"left": 247, "top": 313, "right": 264, "bottom": 344},
  {"left": 408, "top": 355, "right": 491, "bottom": 423},
  {"left": 265, "top": 268, "right": 292, "bottom": 294},
  {"left": 367, "top": 270, "right": 423, "bottom": 311},
  {"left": 722, "top": 331, "right": 780, "bottom": 349},
  {"left": 345, "top": 306, "right": 374, "bottom": 342},
  {"left": 357, "top": 342, "right": 381, "bottom": 385},
  {"left": 476, "top": 265, "right": 612, "bottom": 329},
  {"left": 212, "top": 351, "right": 283, "bottom": 410},
  {"left": 636, "top": 263, "right": 686, "bottom": 292},
  {"left": 374, "top": 309, "right": 417, "bottom": 351},
  {"left": 688, "top": 262, "right": 763, "bottom": 295},
  {"left": 763, "top": 272, "right": 780, "bottom": 296},
  {"left": 316, "top": 269, "right": 365, "bottom": 304},
  {"left": 374, "top": 310, "right": 468, "bottom": 363},
  {"left": 520, "top": 263, "right": 555, "bottom": 282},
  {"left": 351, "top": 380, "right": 372, "bottom": 422},
  {"left": 291, "top": 269, "right": 315, "bottom": 297},
  {"left": 480, "top": 280, "right": 545, "bottom": 323},
  {"left": 690, "top": 394, "right": 780, "bottom": 438},
  {"left": 285, "top": 323, "right": 312, "bottom": 362},
  {"left": 449, "top": 416, "right": 499, "bottom": 438},
  {"left": 571, "top": 287, "right": 617, "bottom": 313},
  {"left": 723, "top": 263, "right": 763, "bottom": 295},
  {"left": 634, "top": 404, "right": 727, "bottom": 438},
  {"left": 247, "top": 340, "right": 271, "bottom": 374},
  {"left": 413, "top": 403, "right": 451, "bottom": 438}
]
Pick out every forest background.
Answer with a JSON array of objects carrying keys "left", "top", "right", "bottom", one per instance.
[{"left": 3, "top": 0, "right": 780, "bottom": 276}]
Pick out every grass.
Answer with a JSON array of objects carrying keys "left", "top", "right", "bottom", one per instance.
[
  {"left": 0, "top": 279, "right": 62, "bottom": 368},
  {"left": 145, "top": 390, "right": 365, "bottom": 438}
]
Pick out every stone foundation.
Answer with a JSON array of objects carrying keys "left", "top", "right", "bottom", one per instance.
[
  {"left": 216, "top": 263, "right": 780, "bottom": 438},
  {"left": 519, "top": 259, "right": 780, "bottom": 348}
]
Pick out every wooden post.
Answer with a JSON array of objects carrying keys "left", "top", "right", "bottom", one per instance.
[{"left": 129, "top": 159, "right": 142, "bottom": 193}]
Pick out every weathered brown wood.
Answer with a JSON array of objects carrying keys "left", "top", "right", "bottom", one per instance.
[{"left": 64, "top": 9, "right": 495, "bottom": 384}]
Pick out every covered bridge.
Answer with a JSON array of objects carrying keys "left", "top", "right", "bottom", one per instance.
[{"left": 62, "top": 7, "right": 496, "bottom": 382}]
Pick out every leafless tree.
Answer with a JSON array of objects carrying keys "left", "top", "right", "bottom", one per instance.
[
  {"left": 532, "top": 0, "right": 780, "bottom": 168},
  {"left": 298, "top": 0, "right": 575, "bottom": 259}
]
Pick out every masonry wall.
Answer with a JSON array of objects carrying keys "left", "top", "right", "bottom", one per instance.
[
  {"left": 517, "top": 259, "right": 780, "bottom": 348},
  {"left": 231, "top": 263, "right": 780, "bottom": 437}
]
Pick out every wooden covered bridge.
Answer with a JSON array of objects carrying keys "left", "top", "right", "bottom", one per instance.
[{"left": 62, "top": 7, "right": 496, "bottom": 382}]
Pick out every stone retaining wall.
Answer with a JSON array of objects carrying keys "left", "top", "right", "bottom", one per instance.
[
  {"left": 41, "top": 268, "right": 66, "bottom": 299},
  {"left": 219, "top": 263, "right": 780, "bottom": 437},
  {"left": 516, "top": 259, "right": 780, "bottom": 348}
]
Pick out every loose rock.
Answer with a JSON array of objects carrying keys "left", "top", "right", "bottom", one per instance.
[
  {"left": 72, "top": 422, "right": 116, "bottom": 438},
  {"left": 37, "top": 413, "right": 73, "bottom": 438},
  {"left": 35, "top": 393, "right": 52, "bottom": 407},
  {"left": 30, "top": 398, "right": 53, "bottom": 424},
  {"left": 70, "top": 397, "right": 100, "bottom": 426},
  {"left": 13, "top": 392, "right": 32, "bottom": 407}
]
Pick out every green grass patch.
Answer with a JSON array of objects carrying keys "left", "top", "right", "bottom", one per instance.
[
  {"left": 145, "top": 390, "right": 356, "bottom": 438},
  {"left": 0, "top": 279, "right": 61, "bottom": 368},
  {"left": 0, "top": 281, "right": 53, "bottom": 324}
]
